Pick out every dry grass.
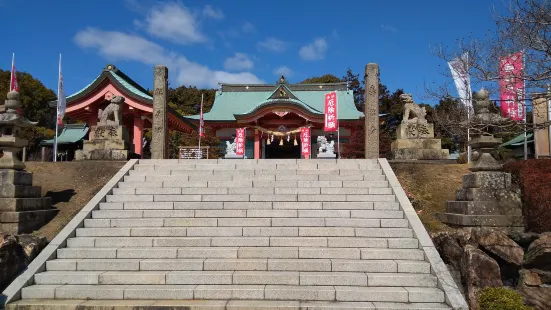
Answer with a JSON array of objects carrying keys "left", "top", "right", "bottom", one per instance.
[
  {"left": 25, "top": 161, "right": 125, "bottom": 241},
  {"left": 389, "top": 162, "right": 470, "bottom": 232}
]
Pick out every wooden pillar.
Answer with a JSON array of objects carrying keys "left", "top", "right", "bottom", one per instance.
[
  {"left": 254, "top": 129, "right": 260, "bottom": 159},
  {"left": 133, "top": 117, "right": 144, "bottom": 157},
  {"left": 88, "top": 112, "right": 97, "bottom": 127}
]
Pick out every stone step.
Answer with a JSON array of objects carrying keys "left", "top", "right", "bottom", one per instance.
[
  {"left": 57, "top": 247, "right": 425, "bottom": 260},
  {"left": 112, "top": 187, "right": 394, "bottom": 195},
  {"left": 45, "top": 258, "right": 430, "bottom": 274},
  {"left": 75, "top": 227, "right": 414, "bottom": 238},
  {"left": 65, "top": 237, "right": 419, "bottom": 249},
  {"left": 104, "top": 194, "right": 396, "bottom": 203},
  {"left": 83, "top": 218, "right": 408, "bottom": 229},
  {"left": 98, "top": 201, "right": 401, "bottom": 211},
  {"left": 91, "top": 209, "right": 404, "bottom": 219},
  {"left": 32, "top": 271, "right": 437, "bottom": 287},
  {"left": 7, "top": 299, "right": 452, "bottom": 309},
  {"left": 20, "top": 284, "right": 445, "bottom": 303},
  {"left": 120, "top": 178, "right": 392, "bottom": 188}
]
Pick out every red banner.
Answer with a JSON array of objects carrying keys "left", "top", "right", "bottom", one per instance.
[
  {"left": 324, "top": 91, "right": 338, "bottom": 131},
  {"left": 235, "top": 128, "right": 245, "bottom": 155},
  {"left": 499, "top": 52, "right": 525, "bottom": 121},
  {"left": 300, "top": 127, "right": 311, "bottom": 156}
]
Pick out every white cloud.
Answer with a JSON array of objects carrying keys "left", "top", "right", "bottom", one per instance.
[
  {"left": 74, "top": 28, "right": 264, "bottom": 88},
  {"left": 241, "top": 22, "right": 256, "bottom": 33},
  {"left": 202, "top": 4, "right": 224, "bottom": 20},
  {"left": 224, "top": 53, "right": 254, "bottom": 71},
  {"left": 381, "top": 24, "right": 398, "bottom": 34},
  {"left": 257, "top": 37, "right": 287, "bottom": 53},
  {"left": 299, "top": 38, "right": 327, "bottom": 61},
  {"left": 273, "top": 66, "right": 293, "bottom": 77},
  {"left": 141, "top": 2, "right": 206, "bottom": 45}
]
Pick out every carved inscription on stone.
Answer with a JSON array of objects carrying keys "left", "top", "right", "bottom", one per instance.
[
  {"left": 364, "top": 63, "right": 380, "bottom": 159},
  {"left": 405, "top": 124, "right": 430, "bottom": 139},
  {"left": 152, "top": 65, "right": 169, "bottom": 159}
]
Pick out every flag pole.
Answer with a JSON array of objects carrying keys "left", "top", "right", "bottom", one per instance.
[
  {"left": 10, "top": 53, "right": 14, "bottom": 91},
  {"left": 54, "top": 54, "right": 61, "bottom": 162},
  {"left": 523, "top": 50, "right": 528, "bottom": 160},
  {"left": 337, "top": 92, "right": 340, "bottom": 159},
  {"left": 198, "top": 93, "right": 203, "bottom": 160}
]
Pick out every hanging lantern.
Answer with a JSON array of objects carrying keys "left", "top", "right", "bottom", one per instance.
[
  {"left": 267, "top": 137, "right": 271, "bottom": 145},
  {"left": 287, "top": 134, "right": 290, "bottom": 142},
  {"left": 293, "top": 135, "right": 298, "bottom": 146},
  {"left": 279, "top": 138, "right": 283, "bottom": 146},
  {"left": 271, "top": 134, "right": 274, "bottom": 142}
]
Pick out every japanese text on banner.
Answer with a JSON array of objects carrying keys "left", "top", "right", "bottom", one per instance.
[
  {"left": 499, "top": 52, "right": 524, "bottom": 121},
  {"left": 235, "top": 128, "right": 245, "bottom": 155},
  {"left": 324, "top": 91, "right": 338, "bottom": 131},
  {"left": 300, "top": 127, "right": 310, "bottom": 156}
]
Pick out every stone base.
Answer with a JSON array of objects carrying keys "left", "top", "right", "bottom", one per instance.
[
  {"left": 437, "top": 212, "right": 524, "bottom": 232},
  {"left": 77, "top": 125, "right": 132, "bottom": 161},
  {"left": 224, "top": 154, "right": 246, "bottom": 159},
  {"left": 391, "top": 138, "right": 443, "bottom": 150},
  {"left": 317, "top": 153, "right": 337, "bottom": 158},
  {"left": 390, "top": 148, "right": 449, "bottom": 160},
  {"left": 0, "top": 169, "right": 55, "bottom": 234},
  {"left": 441, "top": 170, "right": 524, "bottom": 231}
]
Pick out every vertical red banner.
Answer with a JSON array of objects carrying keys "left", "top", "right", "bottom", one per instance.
[
  {"left": 324, "top": 91, "right": 338, "bottom": 131},
  {"left": 300, "top": 127, "right": 310, "bottom": 156},
  {"left": 235, "top": 128, "right": 245, "bottom": 155},
  {"left": 499, "top": 52, "right": 524, "bottom": 121}
]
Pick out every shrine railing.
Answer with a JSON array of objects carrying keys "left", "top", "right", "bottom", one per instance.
[{"left": 178, "top": 146, "right": 210, "bottom": 159}]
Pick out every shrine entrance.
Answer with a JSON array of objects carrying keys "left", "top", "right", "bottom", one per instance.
[{"left": 264, "top": 136, "right": 302, "bottom": 159}]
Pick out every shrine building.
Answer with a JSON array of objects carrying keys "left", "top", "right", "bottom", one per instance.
[
  {"left": 49, "top": 64, "right": 196, "bottom": 157},
  {"left": 184, "top": 76, "right": 364, "bottom": 159},
  {"left": 51, "top": 65, "right": 364, "bottom": 159}
]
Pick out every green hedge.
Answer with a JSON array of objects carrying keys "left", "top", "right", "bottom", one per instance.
[{"left": 504, "top": 159, "right": 551, "bottom": 233}]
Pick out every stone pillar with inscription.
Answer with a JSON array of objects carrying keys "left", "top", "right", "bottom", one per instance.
[
  {"left": 364, "top": 63, "right": 380, "bottom": 159},
  {"left": 152, "top": 65, "right": 169, "bottom": 159}
]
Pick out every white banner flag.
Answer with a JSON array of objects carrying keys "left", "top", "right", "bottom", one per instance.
[
  {"left": 448, "top": 53, "right": 472, "bottom": 110},
  {"left": 57, "top": 54, "right": 66, "bottom": 126}
]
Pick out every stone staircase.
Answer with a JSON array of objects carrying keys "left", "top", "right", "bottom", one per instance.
[{"left": 5, "top": 159, "right": 467, "bottom": 310}]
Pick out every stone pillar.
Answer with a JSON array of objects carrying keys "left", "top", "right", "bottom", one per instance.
[
  {"left": 152, "top": 65, "right": 169, "bottom": 159},
  {"left": 254, "top": 129, "right": 260, "bottom": 160},
  {"left": 133, "top": 117, "right": 144, "bottom": 157},
  {"left": 364, "top": 63, "right": 379, "bottom": 159}
]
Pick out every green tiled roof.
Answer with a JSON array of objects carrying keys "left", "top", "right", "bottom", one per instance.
[
  {"left": 40, "top": 124, "right": 89, "bottom": 146},
  {"left": 187, "top": 83, "right": 363, "bottom": 121},
  {"left": 500, "top": 132, "right": 534, "bottom": 148}
]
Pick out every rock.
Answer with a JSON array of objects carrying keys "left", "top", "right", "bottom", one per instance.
[
  {"left": 432, "top": 231, "right": 464, "bottom": 270},
  {"left": 519, "top": 269, "right": 542, "bottom": 287},
  {"left": 471, "top": 228, "right": 524, "bottom": 266},
  {"left": 508, "top": 232, "right": 541, "bottom": 250},
  {"left": 524, "top": 234, "right": 551, "bottom": 272},
  {"left": 461, "top": 245, "right": 503, "bottom": 310},
  {"left": 516, "top": 287, "right": 551, "bottom": 310},
  {"left": 0, "top": 233, "right": 47, "bottom": 292}
]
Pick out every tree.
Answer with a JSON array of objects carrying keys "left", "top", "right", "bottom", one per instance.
[
  {"left": 429, "top": 0, "right": 551, "bottom": 137},
  {"left": 342, "top": 68, "right": 365, "bottom": 111},
  {"left": 299, "top": 74, "right": 342, "bottom": 84}
]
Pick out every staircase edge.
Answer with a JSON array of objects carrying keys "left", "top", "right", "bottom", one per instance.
[
  {"left": 378, "top": 158, "right": 468, "bottom": 310},
  {"left": 1, "top": 159, "right": 139, "bottom": 307}
]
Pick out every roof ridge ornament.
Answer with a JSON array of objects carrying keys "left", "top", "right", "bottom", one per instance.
[{"left": 278, "top": 75, "right": 287, "bottom": 84}]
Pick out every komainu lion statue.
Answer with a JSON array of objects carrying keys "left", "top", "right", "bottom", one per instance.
[
  {"left": 98, "top": 95, "right": 125, "bottom": 126},
  {"left": 400, "top": 93, "right": 427, "bottom": 124},
  {"left": 317, "top": 136, "right": 335, "bottom": 154},
  {"left": 225, "top": 138, "right": 237, "bottom": 155}
]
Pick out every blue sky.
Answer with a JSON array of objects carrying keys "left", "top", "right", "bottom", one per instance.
[{"left": 1, "top": 0, "right": 505, "bottom": 104}]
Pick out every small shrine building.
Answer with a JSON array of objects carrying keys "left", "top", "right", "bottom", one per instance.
[
  {"left": 49, "top": 64, "right": 195, "bottom": 157},
  {"left": 185, "top": 76, "right": 364, "bottom": 159}
]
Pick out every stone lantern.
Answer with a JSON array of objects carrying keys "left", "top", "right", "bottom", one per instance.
[
  {"left": 0, "top": 91, "right": 37, "bottom": 170},
  {"left": 0, "top": 90, "right": 55, "bottom": 234},
  {"left": 438, "top": 88, "right": 524, "bottom": 232}
]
